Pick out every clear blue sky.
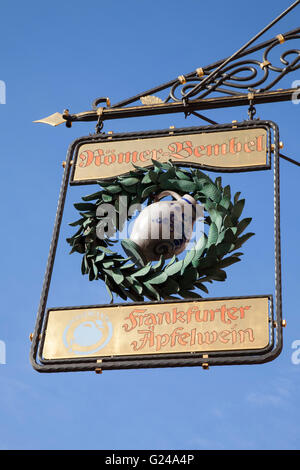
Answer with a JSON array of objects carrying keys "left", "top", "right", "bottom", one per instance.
[{"left": 0, "top": 0, "right": 300, "bottom": 450}]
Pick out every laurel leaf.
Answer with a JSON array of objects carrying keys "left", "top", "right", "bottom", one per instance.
[
  {"left": 148, "top": 272, "right": 168, "bottom": 285},
  {"left": 207, "top": 222, "right": 219, "bottom": 248},
  {"left": 106, "top": 185, "right": 123, "bottom": 194},
  {"left": 159, "top": 278, "right": 180, "bottom": 295},
  {"left": 179, "top": 290, "right": 202, "bottom": 299},
  {"left": 69, "top": 217, "right": 85, "bottom": 227},
  {"left": 165, "top": 260, "right": 184, "bottom": 276},
  {"left": 82, "top": 191, "right": 103, "bottom": 201},
  {"left": 144, "top": 282, "right": 161, "bottom": 300},
  {"left": 194, "top": 282, "right": 209, "bottom": 293},
  {"left": 141, "top": 184, "right": 158, "bottom": 198},
  {"left": 236, "top": 217, "right": 252, "bottom": 236},
  {"left": 232, "top": 232, "right": 255, "bottom": 250},
  {"left": 121, "top": 177, "right": 140, "bottom": 186},
  {"left": 200, "top": 182, "right": 222, "bottom": 202},
  {"left": 74, "top": 202, "right": 96, "bottom": 211},
  {"left": 133, "top": 264, "right": 152, "bottom": 278},
  {"left": 102, "top": 193, "right": 113, "bottom": 202},
  {"left": 232, "top": 199, "right": 245, "bottom": 221},
  {"left": 167, "top": 179, "right": 196, "bottom": 193},
  {"left": 175, "top": 169, "right": 192, "bottom": 181},
  {"left": 182, "top": 249, "right": 196, "bottom": 272}
]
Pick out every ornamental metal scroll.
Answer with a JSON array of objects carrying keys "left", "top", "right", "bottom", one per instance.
[
  {"left": 33, "top": 26, "right": 300, "bottom": 127},
  {"left": 107, "top": 26, "right": 300, "bottom": 115},
  {"left": 167, "top": 29, "right": 300, "bottom": 103}
]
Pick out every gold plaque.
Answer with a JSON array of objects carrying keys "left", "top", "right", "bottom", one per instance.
[
  {"left": 42, "top": 297, "right": 270, "bottom": 360},
  {"left": 71, "top": 127, "right": 268, "bottom": 182}
]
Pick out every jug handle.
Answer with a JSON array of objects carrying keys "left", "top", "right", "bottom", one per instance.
[{"left": 154, "top": 190, "right": 181, "bottom": 202}]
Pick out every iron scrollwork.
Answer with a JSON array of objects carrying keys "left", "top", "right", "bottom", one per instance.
[
  {"left": 159, "top": 29, "right": 300, "bottom": 103},
  {"left": 108, "top": 27, "right": 300, "bottom": 111}
]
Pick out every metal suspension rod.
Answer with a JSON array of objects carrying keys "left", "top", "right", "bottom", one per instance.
[
  {"left": 185, "top": 0, "right": 300, "bottom": 99},
  {"left": 65, "top": 88, "right": 297, "bottom": 123},
  {"left": 279, "top": 153, "right": 300, "bottom": 167}
]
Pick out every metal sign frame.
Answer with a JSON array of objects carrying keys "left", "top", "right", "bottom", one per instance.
[{"left": 30, "top": 119, "right": 283, "bottom": 373}]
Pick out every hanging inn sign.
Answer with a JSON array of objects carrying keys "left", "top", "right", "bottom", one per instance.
[
  {"left": 31, "top": 119, "right": 282, "bottom": 373},
  {"left": 30, "top": 4, "right": 300, "bottom": 373}
]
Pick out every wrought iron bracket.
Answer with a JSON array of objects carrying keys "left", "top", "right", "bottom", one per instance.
[{"left": 35, "top": 23, "right": 300, "bottom": 129}]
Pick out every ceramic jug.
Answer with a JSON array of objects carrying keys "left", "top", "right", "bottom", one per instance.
[{"left": 129, "top": 190, "right": 198, "bottom": 262}]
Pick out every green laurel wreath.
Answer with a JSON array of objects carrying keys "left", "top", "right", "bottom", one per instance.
[{"left": 67, "top": 160, "right": 254, "bottom": 302}]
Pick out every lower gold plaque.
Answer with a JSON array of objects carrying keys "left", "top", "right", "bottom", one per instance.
[{"left": 42, "top": 297, "right": 270, "bottom": 360}]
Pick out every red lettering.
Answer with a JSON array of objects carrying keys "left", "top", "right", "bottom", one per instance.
[
  {"left": 104, "top": 153, "right": 116, "bottom": 165},
  {"left": 256, "top": 135, "right": 265, "bottom": 152},
  {"left": 206, "top": 145, "right": 212, "bottom": 156},
  {"left": 219, "top": 330, "right": 230, "bottom": 343},
  {"left": 213, "top": 144, "right": 220, "bottom": 156},
  {"left": 155, "top": 333, "right": 169, "bottom": 351},
  {"left": 95, "top": 149, "right": 103, "bottom": 166},
  {"left": 123, "top": 309, "right": 146, "bottom": 332},
  {"left": 168, "top": 141, "right": 192, "bottom": 159},
  {"left": 244, "top": 141, "right": 255, "bottom": 153},
  {"left": 239, "top": 328, "right": 254, "bottom": 343},
  {"left": 194, "top": 145, "right": 205, "bottom": 157},
  {"left": 190, "top": 328, "right": 196, "bottom": 346},
  {"left": 170, "top": 327, "right": 184, "bottom": 346},
  {"left": 239, "top": 305, "right": 251, "bottom": 319},
  {"left": 151, "top": 149, "right": 163, "bottom": 160},
  {"left": 195, "top": 309, "right": 208, "bottom": 322},
  {"left": 131, "top": 328, "right": 154, "bottom": 351},
  {"left": 157, "top": 311, "right": 171, "bottom": 325},
  {"left": 139, "top": 150, "right": 150, "bottom": 162},
  {"left": 221, "top": 305, "right": 230, "bottom": 324},
  {"left": 231, "top": 328, "right": 237, "bottom": 344},
  {"left": 172, "top": 308, "right": 185, "bottom": 323},
  {"left": 186, "top": 307, "right": 194, "bottom": 323},
  {"left": 221, "top": 143, "right": 227, "bottom": 155},
  {"left": 79, "top": 150, "right": 94, "bottom": 167},
  {"left": 229, "top": 138, "right": 236, "bottom": 155},
  {"left": 227, "top": 307, "right": 238, "bottom": 321},
  {"left": 144, "top": 313, "right": 157, "bottom": 326}
]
